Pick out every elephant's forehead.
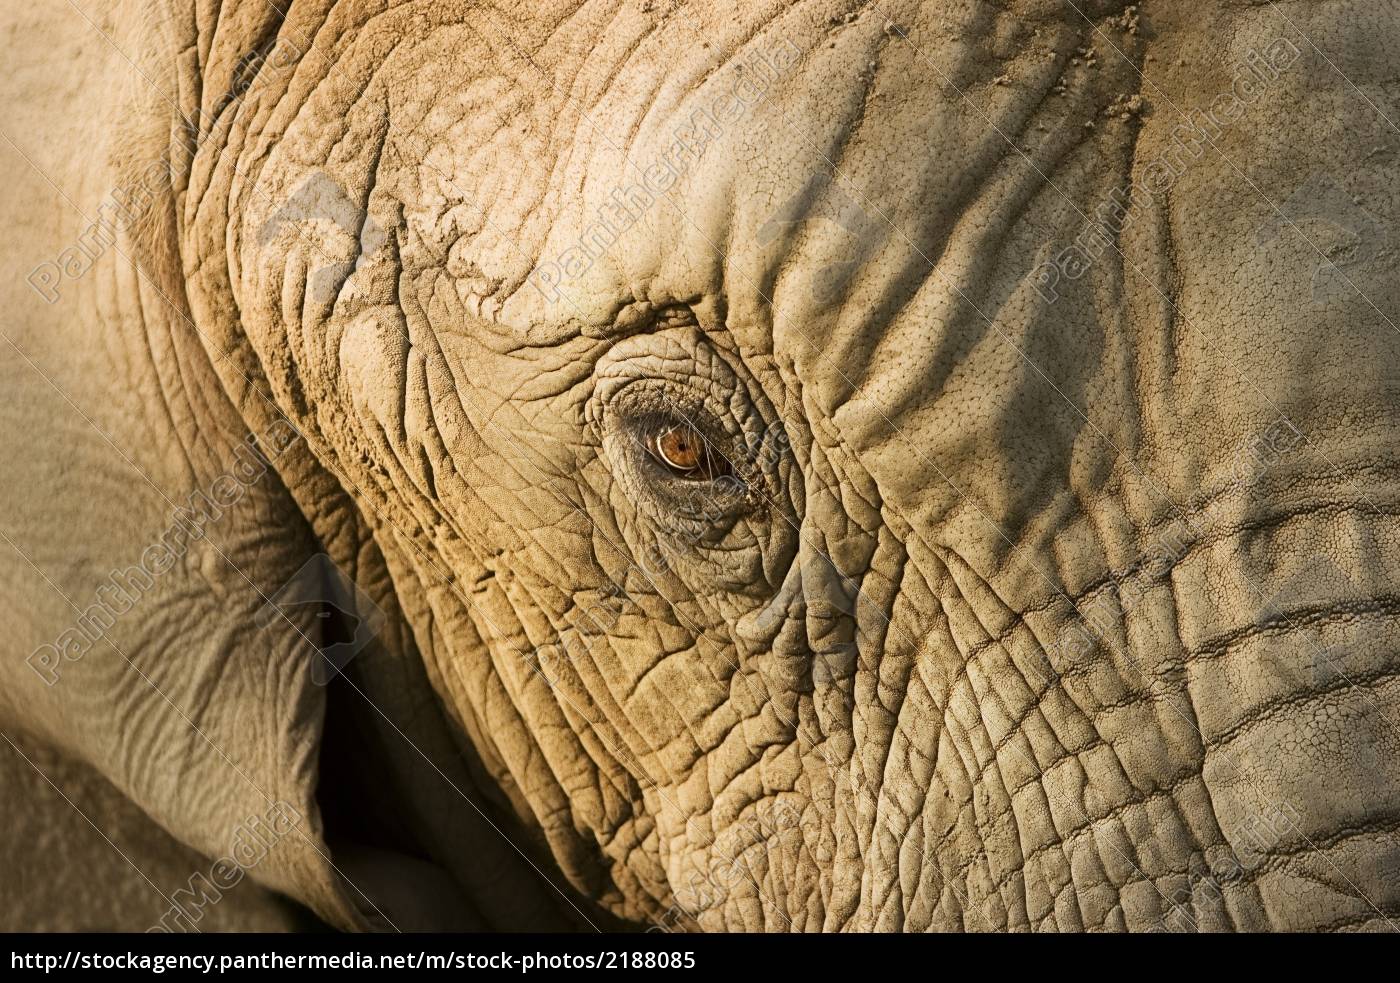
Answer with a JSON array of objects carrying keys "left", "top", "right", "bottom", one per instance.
[{"left": 370, "top": 1, "right": 1093, "bottom": 345}]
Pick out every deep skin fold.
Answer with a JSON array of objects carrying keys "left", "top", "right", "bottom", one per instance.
[{"left": 3, "top": 0, "right": 1400, "bottom": 932}]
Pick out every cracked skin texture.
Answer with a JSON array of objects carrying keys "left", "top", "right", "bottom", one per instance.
[{"left": 3, "top": 0, "right": 1400, "bottom": 932}]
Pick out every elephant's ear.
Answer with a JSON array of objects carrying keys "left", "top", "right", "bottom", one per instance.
[
  {"left": 0, "top": 3, "right": 589, "bottom": 933},
  {"left": 0, "top": 364, "right": 395, "bottom": 929},
  {"left": 0, "top": 338, "right": 389, "bottom": 929},
  {"left": 0, "top": 4, "right": 386, "bottom": 929}
]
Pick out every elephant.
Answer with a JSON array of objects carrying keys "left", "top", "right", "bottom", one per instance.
[{"left": 3, "top": 0, "right": 1400, "bottom": 933}]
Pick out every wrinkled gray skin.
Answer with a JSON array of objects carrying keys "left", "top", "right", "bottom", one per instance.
[{"left": 4, "top": 0, "right": 1400, "bottom": 932}]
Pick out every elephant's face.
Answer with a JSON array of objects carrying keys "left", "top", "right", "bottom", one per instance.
[{"left": 197, "top": 1, "right": 1400, "bottom": 930}]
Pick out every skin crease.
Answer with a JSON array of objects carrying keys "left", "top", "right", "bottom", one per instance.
[{"left": 4, "top": 0, "right": 1400, "bottom": 932}]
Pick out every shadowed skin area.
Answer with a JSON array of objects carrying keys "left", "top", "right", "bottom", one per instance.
[{"left": 3, "top": 0, "right": 1400, "bottom": 932}]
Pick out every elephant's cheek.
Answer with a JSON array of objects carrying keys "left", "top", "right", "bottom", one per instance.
[
  {"left": 806, "top": 501, "right": 1400, "bottom": 932},
  {"left": 965, "top": 502, "right": 1400, "bottom": 932},
  {"left": 1167, "top": 508, "right": 1400, "bottom": 931}
]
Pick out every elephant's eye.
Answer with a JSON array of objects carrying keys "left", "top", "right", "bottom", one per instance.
[{"left": 646, "top": 422, "right": 732, "bottom": 480}]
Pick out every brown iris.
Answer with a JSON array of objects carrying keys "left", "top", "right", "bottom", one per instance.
[{"left": 648, "top": 422, "right": 729, "bottom": 479}]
